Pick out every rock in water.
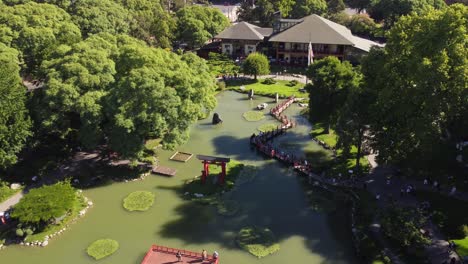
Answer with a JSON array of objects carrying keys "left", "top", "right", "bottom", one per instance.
[{"left": 212, "top": 113, "right": 223, "bottom": 124}]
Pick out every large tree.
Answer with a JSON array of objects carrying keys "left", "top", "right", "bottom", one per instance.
[
  {"left": 67, "top": 0, "right": 131, "bottom": 37},
  {"left": 117, "top": 0, "right": 176, "bottom": 48},
  {"left": 0, "top": 44, "right": 31, "bottom": 169},
  {"left": 38, "top": 34, "right": 217, "bottom": 157},
  {"left": 175, "top": 5, "right": 230, "bottom": 49},
  {"left": 362, "top": 4, "right": 468, "bottom": 172},
  {"left": 368, "top": 0, "right": 446, "bottom": 28},
  {"left": 0, "top": 2, "right": 81, "bottom": 75},
  {"left": 242, "top": 52, "right": 270, "bottom": 80},
  {"left": 306, "top": 56, "right": 359, "bottom": 134},
  {"left": 291, "top": 0, "right": 328, "bottom": 18}
]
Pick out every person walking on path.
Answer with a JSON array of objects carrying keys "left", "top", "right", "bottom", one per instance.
[
  {"left": 202, "top": 249, "right": 207, "bottom": 260},
  {"left": 176, "top": 251, "right": 182, "bottom": 262}
]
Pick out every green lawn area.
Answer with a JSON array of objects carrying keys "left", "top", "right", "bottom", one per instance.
[
  {"left": 226, "top": 79, "right": 307, "bottom": 98},
  {"left": 0, "top": 183, "right": 21, "bottom": 203},
  {"left": 311, "top": 123, "right": 338, "bottom": 148},
  {"left": 310, "top": 123, "right": 370, "bottom": 176},
  {"left": 454, "top": 237, "right": 468, "bottom": 257}
]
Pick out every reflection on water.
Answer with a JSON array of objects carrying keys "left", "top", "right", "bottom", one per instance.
[{"left": 0, "top": 91, "right": 356, "bottom": 264}]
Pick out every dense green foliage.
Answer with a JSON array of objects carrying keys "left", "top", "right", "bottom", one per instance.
[
  {"left": 0, "top": 2, "right": 82, "bottom": 74},
  {"left": 34, "top": 34, "right": 216, "bottom": 156},
  {"left": 380, "top": 205, "right": 429, "bottom": 247},
  {"left": 206, "top": 52, "right": 240, "bottom": 77},
  {"left": 242, "top": 53, "right": 270, "bottom": 80},
  {"left": 11, "top": 181, "right": 77, "bottom": 226},
  {"left": 0, "top": 44, "right": 31, "bottom": 169},
  {"left": 68, "top": 0, "right": 131, "bottom": 37},
  {"left": 0, "top": 1, "right": 224, "bottom": 165},
  {"left": 175, "top": 5, "right": 230, "bottom": 49},
  {"left": 361, "top": 5, "right": 468, "bottom": 174},
  {"left": 123, "top": 191, "right": 155, "bottom": 212},
  {"left": 306, "top": 56, "right": 359, "bottom": 134},
  {"left": 368, "top": 0, "right": 446, "bottom": 27},
  {"left": 236, "top": 227, "right": 280, "bottom": 258},
  {"left": 87, "top": 239, "right": 119, "bottom": 260}
]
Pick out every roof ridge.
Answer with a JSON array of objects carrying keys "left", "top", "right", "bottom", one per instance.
[
  {"left": 244, "top": 22, "right": 265, "bottom": 39},
  {"left": 311, "top": 15, "right": 355, "bottom": 45}
]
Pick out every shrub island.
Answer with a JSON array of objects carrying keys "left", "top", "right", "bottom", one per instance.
[
  {"left": 87, "top": 239, "right": 119, "bottom": 260},
  {"left": 123, "top": 191, "right": 155, "bottom": 212},
  {"left": 236, "top": 226, "right": 280, "bottom": 258}
]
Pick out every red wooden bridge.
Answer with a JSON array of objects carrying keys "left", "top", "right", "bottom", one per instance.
[{"left": 141, "top": 245, "right": 219, "bottom": 264}]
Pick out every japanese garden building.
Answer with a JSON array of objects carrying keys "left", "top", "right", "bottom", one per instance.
[{"left": 212, "top": 14, "right": 383, "bottom": 65}]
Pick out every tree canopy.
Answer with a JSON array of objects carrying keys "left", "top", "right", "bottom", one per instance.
[
  {"left": 368, "top": 0, "right": 447, "bottom": 27},
  {"left": 242, "top": 52, "right": 270, "bottom": 80},
  {"left": 306, "top": 56, "right": 359, "bottom": 133},
  {"left": 0, "top": 43, "right": 31, "bottom": 169},
  {"left": 36, "top": 34, "right": 216, "bottom": 157},
  {"left": 68, "top": 0, "right": 132, "bottom": 37},
  {"left": 11, "top": 181, "right": 77, "bottom": 226},
  {"left": 175, "top": 5, "right": 230, "bottom": 49},
  {"left": 362, "top": 4, "right": 468, "bottom": 172},
  {"left": 0, "top": 2, "right": 81, "bottom": 74}
]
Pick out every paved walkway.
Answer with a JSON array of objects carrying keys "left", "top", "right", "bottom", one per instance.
[
  {"left": 0, "top": 191, "right": 24, "bottom": 213},
  {"left": 362, "top": 163, "right": 463, "bottom": 264}
]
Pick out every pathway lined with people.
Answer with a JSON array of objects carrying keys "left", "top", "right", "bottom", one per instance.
[{"left": 250, "top": 97, "right": 466, "bottom": 264}]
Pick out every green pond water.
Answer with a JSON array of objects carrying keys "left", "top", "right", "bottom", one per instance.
[{"left": 0, "top": 91, "right": 357, "bottom": 264}]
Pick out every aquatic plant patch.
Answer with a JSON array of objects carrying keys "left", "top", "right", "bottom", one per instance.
[
  {"left": 236, "top": 227, "right": 280, "bottom": 258},
  {"left": 217, "top": 200, "right": 240, "bottom": 216},
  {"left": 243, "top": 111, "right": 265, "bottom": 121},
  {"left": 87, "top": 239, "right": 119, "bottom": 260},
  {"left": 237, "top": 165, "right": 257, "bottom": 185},
  {"left": 123, "top": 191, "right": 155, "bottom": 212},
  {"left": 257, "top": 123, "right": 278, "bottom": 132}
]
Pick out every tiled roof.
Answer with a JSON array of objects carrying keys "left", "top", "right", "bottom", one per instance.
[{"left": 215, "top": 22, "right": 272, "bottom": 40}]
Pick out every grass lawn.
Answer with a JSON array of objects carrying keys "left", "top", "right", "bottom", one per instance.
[
  {"left": 453, "top": 237, "right": 468, "bottom": 257},
  {"left": 87, "top": 239, "right": 119, "bottom": 260},
  {"left": 310, "top": 123, "right": 370, "bottom": 176},
  {"left": 236, "top": 227, "right": 280, "bottom": 258},
  {"left": 226, "top": 79, "right": 307, "bottom": 98},
  {"left": 0, "top": 183, "right": 21, "bottom": 203},
  {"left": 123, "top": 191, "right": 155, "bottom": 212},
  {"left": 310, "top": 123, "right": 338, "bottom": 148},
  {"left": 243, "top": 111, "right": 265, "bottom": 121},
  {"left": 25, "top": 194, "right": 87, "bottom": 242}
]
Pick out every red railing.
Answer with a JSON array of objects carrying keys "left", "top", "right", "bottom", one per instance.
[{"left": 141, "top": 245, "right": 219, "bottom": 264}]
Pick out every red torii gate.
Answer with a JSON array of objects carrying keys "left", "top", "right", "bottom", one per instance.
[{"left": 196, "top": 155, "right": 230, "bottom": 185}]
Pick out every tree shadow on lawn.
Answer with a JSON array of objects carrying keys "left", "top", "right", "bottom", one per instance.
[{"left": 155, "top": 159, "right": 358, "bottom": 263}]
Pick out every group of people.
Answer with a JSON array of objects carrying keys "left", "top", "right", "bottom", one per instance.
[
  {"left": 424, "top": 178, "right": 458, "bottom": 196},
  {"left": 175, "top": 249, "right": 218, "bottom": 263},
  {"left": 270, "top": 97, "right": 297, "bottom": 129}
]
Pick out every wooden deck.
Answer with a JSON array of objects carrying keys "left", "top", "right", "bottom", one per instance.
[
  {"left": 152, "top": 166, "right": 177, "bottom": 176},
  {"left": 141, "top": 245, "right": 219, "bottom": 264}
]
